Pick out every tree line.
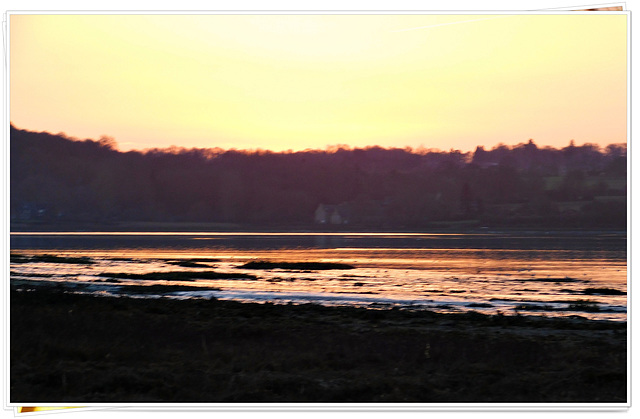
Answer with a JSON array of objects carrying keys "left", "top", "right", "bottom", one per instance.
[{"left": 10, "top": 125, "right": 626, "bottom": 229}]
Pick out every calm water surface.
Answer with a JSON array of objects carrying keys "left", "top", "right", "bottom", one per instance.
[{"left": 10, "top": 231, "right": 627, "bottom": 321}]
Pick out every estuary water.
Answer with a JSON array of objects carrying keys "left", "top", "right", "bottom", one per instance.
[{"left": 9, "top": 231, "right": 627, "bottom": 322}]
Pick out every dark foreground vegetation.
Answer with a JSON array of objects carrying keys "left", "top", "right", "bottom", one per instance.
[
  {"left": 11, "top": 125, "right": 626, "bottom": 230},
  {"left": 11, "top": 288, "right": 626, "bottom": 403}
]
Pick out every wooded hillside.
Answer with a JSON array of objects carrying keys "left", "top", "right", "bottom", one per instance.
[{"left": 10, "top": 126, "right": 626, "bottom": 229}]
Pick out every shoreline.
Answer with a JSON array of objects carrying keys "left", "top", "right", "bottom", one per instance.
[{"left": 10, "top": 288, "right": 627, "bottom": 403}]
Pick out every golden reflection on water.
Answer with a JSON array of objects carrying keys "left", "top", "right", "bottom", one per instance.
[{"left": 10, "top": 232, "right": 627, "bottom": 321}]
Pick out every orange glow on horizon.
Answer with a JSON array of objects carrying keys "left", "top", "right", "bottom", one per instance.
[{"left": 10, "top": 13, "right": 627, "bottom": 153}]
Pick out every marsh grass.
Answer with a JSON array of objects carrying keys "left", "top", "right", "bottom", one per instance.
[
  {"left": 528, "top": 277, "right": 579, "bottom": 283},
  {"left": 582, "top": 288, "right": 626, "bottom": 296},
  {"left": 10, "top": 288, "right": 626, "bottom": 403},
  {"left": 238, "top": 261, "right": 355, "bottom": 270},
  {"left": 10, "top": 254, "right": 95, "bottom": 265},
  {"left": 164, "top": 258, "right": 220, "bottom": 268},
  {"left": 99, "top": 271, "right": 258, "bottom": 281},
  {"left": 116, "top": 284, "right": 222, "bottom": 294},
  {"left": 567, "top": 300, "right": 601, "bottom": 312},
  {"left": 515, "top": 303, "right": 557, "bottom": 311},
  {"left": 10, "top": 271, "right": 55, "bottom": 278}
]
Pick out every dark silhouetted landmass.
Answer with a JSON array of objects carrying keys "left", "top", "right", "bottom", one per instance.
[{"left": 10, "top": 125, "right": 626, "bottom": 230}]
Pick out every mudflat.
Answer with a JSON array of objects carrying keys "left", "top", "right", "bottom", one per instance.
[{"left": 10, "top": 288, "right": 627, "bottom": 403}]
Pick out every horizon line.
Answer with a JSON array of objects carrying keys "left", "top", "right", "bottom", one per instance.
[{"left": 9, "top": 123, "right": 626, "bottom": 155}]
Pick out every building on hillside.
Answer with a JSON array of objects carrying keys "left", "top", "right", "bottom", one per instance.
[{"left": 314, "top": 203, "right": 352, "bottom": 225}]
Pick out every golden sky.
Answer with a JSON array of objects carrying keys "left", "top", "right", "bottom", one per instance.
[{"left": 9, "top": 13, "right": 627, "bottom": 152}]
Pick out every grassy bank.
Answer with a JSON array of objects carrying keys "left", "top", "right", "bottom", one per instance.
[{"left": 10, "top": 288, "right": 627, "bottom": 403}]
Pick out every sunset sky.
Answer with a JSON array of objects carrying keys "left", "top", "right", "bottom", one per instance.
[{"left": 9, "top": 13, "right": 627, "bottom": 152}]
